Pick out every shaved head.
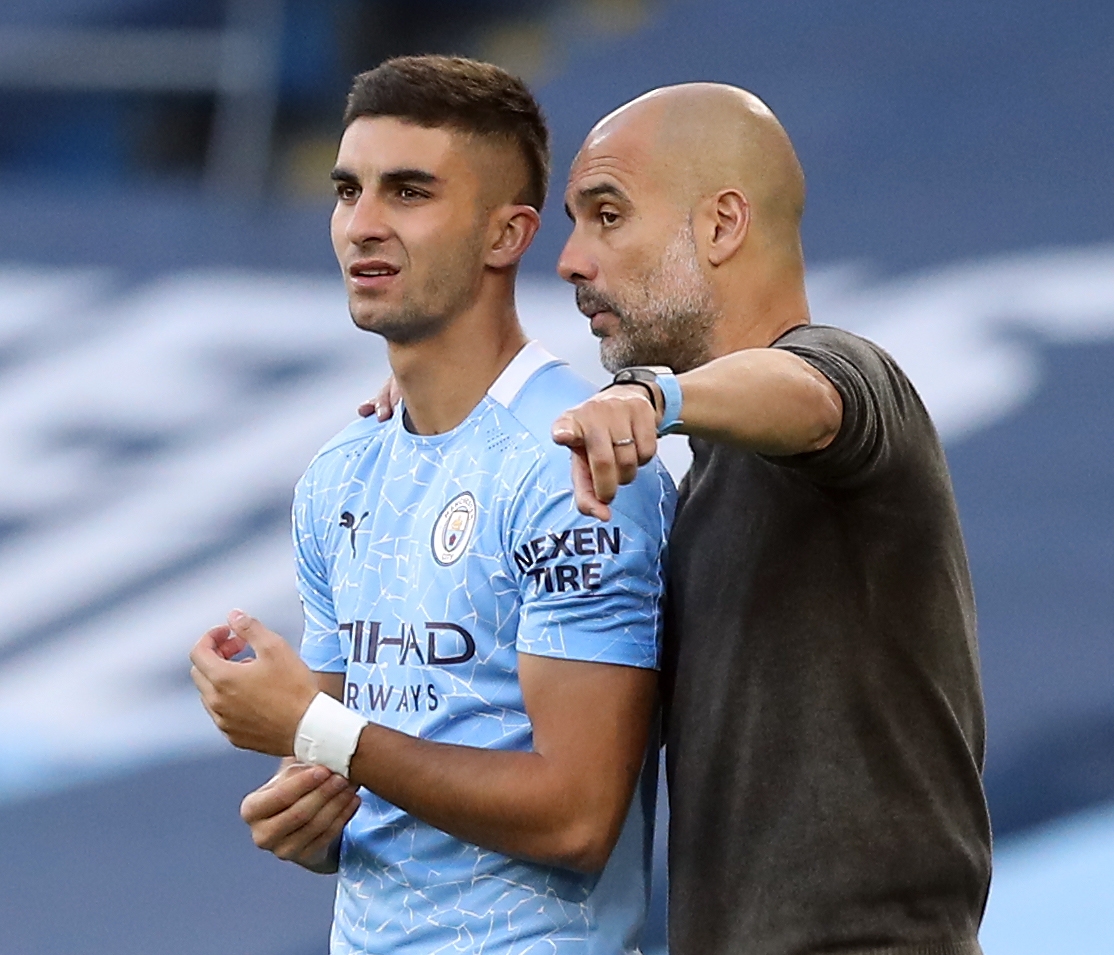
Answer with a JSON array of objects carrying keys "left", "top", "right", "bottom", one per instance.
[
  {"left": 582, "top": 83, "right": 805, "bottom": 249},
  {"left": 559, "top": 83, "right": 811, "bottom": 371}
]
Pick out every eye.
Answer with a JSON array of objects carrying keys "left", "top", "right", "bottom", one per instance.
[
  {"left": 335, "top": 183, "right": 359, "bottom": 202},
  {"left": 599, "top": 209, "right": 620, "bottom": 227},
  {"left": 398, "top": 186, "right": 428, "bottom": 201}
]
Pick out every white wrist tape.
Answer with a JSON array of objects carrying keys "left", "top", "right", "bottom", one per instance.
[{"left": 293, "top": 692, "right": 368, "bottom": 777}]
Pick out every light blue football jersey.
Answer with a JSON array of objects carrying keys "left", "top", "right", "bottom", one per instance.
[{"left": 293, "top": 341, "right": 676, "bottom": 955}]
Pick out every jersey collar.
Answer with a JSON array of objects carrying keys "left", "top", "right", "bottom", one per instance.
[{"left": 487, "top": 340, "right": 564, "bottom": 409}]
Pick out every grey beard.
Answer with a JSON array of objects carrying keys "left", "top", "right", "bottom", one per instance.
[
  {"left": 598, "top": 309, "right": 714, "bottom": 373},
  {"left": 595, "top": 223, "right": 717, "bottom": 373}
]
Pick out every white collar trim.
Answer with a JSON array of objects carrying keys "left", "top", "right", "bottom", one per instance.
[{"left": 487, "top": 340, "right": 564, "bottom": 408}]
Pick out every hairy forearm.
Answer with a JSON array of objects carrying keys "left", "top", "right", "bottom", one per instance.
[
  {"left": 348, "top": 723, "right": 641, "bottom": 873},
  {"left": 675, "top": 347, "right": 842, "bottom": 455}
]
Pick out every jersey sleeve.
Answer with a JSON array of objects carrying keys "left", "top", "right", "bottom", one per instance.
[
  {"left": 292, "top": 466, "right": 346, "bottom": 673},
  {"left": 507, "top": 456, "right": 672, "bottom": 670},
  {"left": 770, "top": 325, "right": 937, "bottom": 487}
]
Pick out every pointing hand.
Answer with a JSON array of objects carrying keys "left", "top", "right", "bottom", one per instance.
[{"left": 552, "top": 385, "right": 659, "bottom": 520}]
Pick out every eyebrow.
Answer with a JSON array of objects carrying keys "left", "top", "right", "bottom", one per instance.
[
  {"left": 380, "top": 168, "right": 440, "bottom": 187},
  {"left": 329, "top": 167, "right": 441, "bottom": 188},
  {"left": 564, "top": 182, "right": 630, "bottom": 219}
]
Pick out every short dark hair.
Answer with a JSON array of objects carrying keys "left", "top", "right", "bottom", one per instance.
[{"left": 343, "top": 55, "right": 550, "bottom": 210}]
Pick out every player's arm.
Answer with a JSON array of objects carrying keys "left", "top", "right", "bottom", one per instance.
[
  {"left": 347, "top": 652, "right": 656, "bottom": 872},
  {"left": 191, "top": 617, "right": 656, "bottom": 874},
  {"left": 663, "top": 347, "right": 841, "bottom": 451},
  {"left": 552, "top": 348, "right": 842, "bottom": 518}
]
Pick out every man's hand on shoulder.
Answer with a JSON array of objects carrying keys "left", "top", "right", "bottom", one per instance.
[
  {"left": 551, "top": 385, "right": 659, "bottom": 520},
  {"left": 189, "top": 610, "right": 319, "bottom": 756},
  {"left": 357, "top": 375, "right": 400, "bottom": 421},
  {"left": 241, "top": 759, "right": 360, "bottom": 873}
]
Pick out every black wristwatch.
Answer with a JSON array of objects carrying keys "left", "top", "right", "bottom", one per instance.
[{"left": 604, "top": 365, "right": 684, "bottom": 435}]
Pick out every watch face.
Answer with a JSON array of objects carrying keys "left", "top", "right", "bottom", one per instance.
[{"left": 616, "top": 365, "right": 673, "bottom": 382}]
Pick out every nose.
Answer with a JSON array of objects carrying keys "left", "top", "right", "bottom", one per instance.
[
  {"left": 557, "top": 230, "right": 597, "bottom": 285},
  {"left": 345, "top": 192, "right": 392, "bottom": 246}
]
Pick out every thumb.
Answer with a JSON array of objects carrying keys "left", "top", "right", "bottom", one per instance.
[
  {"left": 551, "top": 413, "right": 585, "bottom": 448},
  {"left": 227, "top": 609, "right": 278, "bottom": 653}
]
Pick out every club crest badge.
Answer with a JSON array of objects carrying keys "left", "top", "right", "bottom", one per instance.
[{"left": 431, "top": 491, "right": 477, "bottom": 566}]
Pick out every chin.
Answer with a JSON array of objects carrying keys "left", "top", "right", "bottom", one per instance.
[
  {"left": 349, "top": 310, "right": 383, "bottom": 334},
  {"left": 350, "top": 306, "right": 445, "bottom": 346},
  {"left": 598, "top": 347, "right": 624, "bottom": 375},
  {"left": 600, "top": 338, "right": 654, "bottom": 374}
]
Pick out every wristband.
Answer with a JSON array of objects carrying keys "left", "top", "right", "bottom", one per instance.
[
  {"left": 293, "top": 692, "right": 368, "bottom": 777},
  {"left": 654, "top": 370, "right": 684, "bottom": 435}
]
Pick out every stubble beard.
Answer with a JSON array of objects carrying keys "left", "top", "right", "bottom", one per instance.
[
  {"left": 588, "top": 224, "right": 717, "bottom": 374},
  {"left": 349, "top": 230, "right": 486, "bottom": 346},
  {"left": 351, "top": 301, "right": 446, "bottom": 346}
]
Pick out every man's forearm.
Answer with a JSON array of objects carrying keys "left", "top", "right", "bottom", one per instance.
[
  {"left": 347, "top": 722, "right": 640, "bottom": 873},
  {"left": 193, "top": 612, "right": 654, "bottom": 874},
  {"left": 674, "top": 347, "right": 841, "bottom": 455}
]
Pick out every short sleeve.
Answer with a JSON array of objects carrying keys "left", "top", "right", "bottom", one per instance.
[
  {"left": 770, "top": 325, "right": 932, "bottom": 487},
  {"left": 293, "top": 468, "right": 346, "bottom": 673},
  {"left": 508, "top": 459, "right": 671, "bottom": 670}
]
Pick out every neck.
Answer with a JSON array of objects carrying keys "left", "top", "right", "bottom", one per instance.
[
  {"left": 388, "top": 286, "right": 527, "bottom": 435},
  {"left": 710, "top": 251, "right": 810, "bottom": 356}
]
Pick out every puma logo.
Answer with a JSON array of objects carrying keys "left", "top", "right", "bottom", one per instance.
[{"left": 339, "top": 510, "right": 370, "bottom": 558}]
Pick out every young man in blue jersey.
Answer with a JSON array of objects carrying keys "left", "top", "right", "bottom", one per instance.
[{"left": 189, "top": 56, "right": 674, "bottom": 955}]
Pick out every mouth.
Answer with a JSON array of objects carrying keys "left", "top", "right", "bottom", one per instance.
[
  {"left": 348, "top": 260, "right": 401, "bottom": 289},
  {"left": 575, "top": 285, "right": 619, "bottom": 325},
  {"left": 588, "top": 310, "right": 619, "bottom": 338}
]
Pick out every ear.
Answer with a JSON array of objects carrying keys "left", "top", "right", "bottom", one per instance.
[
  {"left": 485, "top": 204, "right": 542, "bottom": 270},
  {"left": 700, "top": 189, "right": 749, "bottom": 266}
]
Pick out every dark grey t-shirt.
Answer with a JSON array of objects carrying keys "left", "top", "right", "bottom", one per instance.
[{"left": 663, "top": 325, "right": 991, "bottom": 955}]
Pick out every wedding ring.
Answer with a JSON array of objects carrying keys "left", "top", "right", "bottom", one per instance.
[{"left": 612, "top": 437, "right": 635, "bottom": 447}]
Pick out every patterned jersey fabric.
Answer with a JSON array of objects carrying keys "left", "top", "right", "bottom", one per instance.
[{"left": 294, "top": 341, "right": 676, "bottom": 954}]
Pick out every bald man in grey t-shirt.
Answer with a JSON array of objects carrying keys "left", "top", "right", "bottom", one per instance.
[{"left": 553, "top": 83, "right": 990, "bottom": 955}]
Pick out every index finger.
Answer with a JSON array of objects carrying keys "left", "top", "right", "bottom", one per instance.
[
  {"left": 551, "top": 412, "right": 585, "bottom": 448},
  {"left": 581, "top": 422, "right": 621, "bottom": 506},
  {"left": 189, "top": 626, "right": 236, "bottom": 678},
  {"left": 571, "top": 449, "right": 611, "bottom": 521}
]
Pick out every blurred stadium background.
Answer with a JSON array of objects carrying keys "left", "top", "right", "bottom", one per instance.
[{"left": 1, "top": 1, "right": 1112, "bottom": 952}]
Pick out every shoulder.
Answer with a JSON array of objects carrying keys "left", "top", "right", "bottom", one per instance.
[
  {"left": 500, "top": 358, "right": 596, "bottom": 445},
  {"left": 314, "top": 414, "right": 389, "bottom": 458},
  {"left": 770, "top": 325, "right": 940, "bottom": 484},
  {"left": 483, "top": 342, "right": 593, "bottom": 475},
  {"left": 774, "top": 324, "right": 907, "bottom": 384},
  {"left": 495, "top": 359, "right": 675, "bottom": 536},
  {"left": 772, "top": 324, "right": 926, "bottom": 420},
  {"left": 298, "top": 415, "right": 389, "bottom": 492},
  {"left": 774, "top": 323, "right": 888, "bottom": 361}
]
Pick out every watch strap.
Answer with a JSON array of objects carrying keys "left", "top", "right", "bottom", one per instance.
[
  {"left": 655, "top": 370, "right": 684, "bottom": 434},
  {"left": 607, "top": 366, "right": 684, "bottom": 436},
  {"left": 601, "top": 376, "right": 660, "bottom": 413}
]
